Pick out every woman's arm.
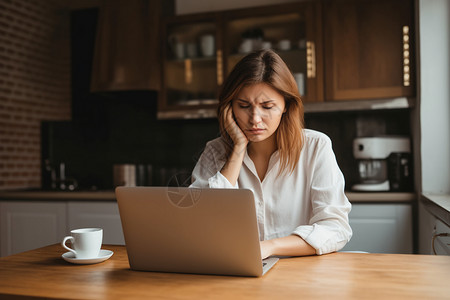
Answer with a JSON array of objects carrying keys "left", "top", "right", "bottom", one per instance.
[
  {"left": 260, "top": 235, "right": 316, "bottom": 259},
  {"left": 219, "top": 104, "right": 248, "bottom": 186},
  {"left": 291, "top": 134, "right": 352, "bottom": 255}
]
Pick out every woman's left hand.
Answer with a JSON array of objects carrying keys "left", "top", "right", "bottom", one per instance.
[
  {"left": 260, "top": 240, "right": 273, "bottom": 260},
  {"left": 260, "top": 236, "right": 316, "bottom": 259}
]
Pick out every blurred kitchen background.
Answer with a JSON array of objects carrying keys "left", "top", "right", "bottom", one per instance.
[{"left": 0, "top": 0, "right": 449, "bottom": 256}]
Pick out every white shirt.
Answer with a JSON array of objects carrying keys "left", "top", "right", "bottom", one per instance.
[{"left": 191, "top": 129, "right": 352, "bottom": 255}]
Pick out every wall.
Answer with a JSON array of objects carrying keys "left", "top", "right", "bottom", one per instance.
[
  {"left": 418, "top": 0, "right": 450, "bottom": 194},
  {"left": 0, "top": 0, "right": 71, "bottom": 190},
  {"left": 417, "top": 0, "right": 450, "bottom": 254}
]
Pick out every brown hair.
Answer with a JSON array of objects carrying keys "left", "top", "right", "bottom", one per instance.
[{"left": 217, "top": 49, "right": 305, "bottom": 174}]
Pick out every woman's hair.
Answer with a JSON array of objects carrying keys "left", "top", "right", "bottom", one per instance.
[{"left": 217, "top": 49, "right": 305, "bottom": 174}]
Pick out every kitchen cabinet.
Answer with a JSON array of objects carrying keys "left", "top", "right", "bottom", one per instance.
[
  {"left": 0, "top": 201, "right": 67, "bottom": 257},
  {"left": 91, "top": 0, "right": 173, "bottom": 92},
  {"left": 419, "top": 200, "right": 450, "bottom": 255},
  {"left": 67, "top": 201, "right": 125, "bottom": 245},
  {"left": 0, "top": 200, "right": 125, "bottom": 257},
  {"left": 341, "top": 203, "right": 413, "bottom": 254},
  {"left": 323, "top": 0, "right": 415, "bottom": 101},
  {"left": 158, "top": 2, "right": 323, "bottom": 119},
  {"left": 433, "top": 219, "right": 450, "bottom": 255}
]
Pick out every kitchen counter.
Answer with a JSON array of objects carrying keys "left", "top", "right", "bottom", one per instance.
[
  {"left": 0, "top": 190, "right": 117, "bottom": 200},
  {"left": 0, "top": 244, "right": 449, "bottom": 299},
  {"left": 422, "top": 193, "right": 450, "bottom": 227},
  {"left": 0, "top": 189, "right": 416, "bottom": 203}
]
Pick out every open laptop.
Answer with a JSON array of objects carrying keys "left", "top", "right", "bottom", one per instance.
[{"left": 115, "top": 186, "right": 278, "bottom": 277}]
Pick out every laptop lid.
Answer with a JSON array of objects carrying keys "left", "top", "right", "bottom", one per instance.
[{"left": 115, "top": 186, "right": 277, "bottom": 277}]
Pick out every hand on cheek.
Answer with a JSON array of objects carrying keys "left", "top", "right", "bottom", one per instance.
[{"left": 224, "top": 104, "right": 248, "bottom": 149}]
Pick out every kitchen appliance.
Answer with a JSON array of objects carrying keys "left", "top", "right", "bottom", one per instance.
[
  {"left": 113, "top": 164, "right": 153, "bottom": 187},
  {"left": 113, "top": 164, "right": 136, "bottom": 187},
  {"left": 352, "top": 136, "right": 412, "bottom": 192}
]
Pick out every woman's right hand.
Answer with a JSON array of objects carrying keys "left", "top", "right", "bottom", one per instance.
[
  {"left": 220, "top": 103, "right": 248, "bottom": 186},
  {"left": 223, "top": 103, "right": 248, "bottom": 151}
]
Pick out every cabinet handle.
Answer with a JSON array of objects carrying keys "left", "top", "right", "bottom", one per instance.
[
  {"left": 306, "top": 41, "right": 316, "bottom": 79},
  {"left": 402, "top": 26, "right": 411, "bottom": 87},
  {"left": 431, "top": 232, "right": 449, "bottom": 255},
  {"left": 185, "top": 59, "right": 192, "bottom": 84},
  {"left": 217, "top": 49, "right": 223, "bottom": 86}
]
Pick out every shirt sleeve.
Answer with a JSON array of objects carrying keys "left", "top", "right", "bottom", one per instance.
[
  {"left": 291, "top": 136, "right": 352, "bottom": 255},
  {"left": 190, "top": 140, "right": 238, "bottom": 189}
]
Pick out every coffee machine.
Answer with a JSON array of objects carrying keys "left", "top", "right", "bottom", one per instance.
[{"left": 351, "top": 136, "right": 413, "bottom": 192}]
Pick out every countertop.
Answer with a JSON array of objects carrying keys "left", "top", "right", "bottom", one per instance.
[
  {"left": 0, "top": 244, "right": 449, "bottom": 299},
  {"left": 422, "top": 193, "right": 450, "bottom": 227},
  {"left": 0, "top": 189, "right": 417, "bottom": 203}
]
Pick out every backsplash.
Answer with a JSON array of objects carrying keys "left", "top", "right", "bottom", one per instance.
[
  {"left": 42, "top": 99, "right": 412, "bottom": 191},
  {"left": 42, "top": 93, "right": 220, "bottom": 190}
]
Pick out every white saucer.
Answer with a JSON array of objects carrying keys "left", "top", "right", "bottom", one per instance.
[{"left": 62, "top": 249, "right": 114, "bottom": 265}]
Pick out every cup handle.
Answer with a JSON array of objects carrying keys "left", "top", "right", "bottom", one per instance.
[{"left": 62, "top": 236, "right": 76, "bottom": 255}]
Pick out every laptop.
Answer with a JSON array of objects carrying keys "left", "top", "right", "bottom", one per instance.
[{"left": 115, "top": 186, "right": 278, "bottom": 277}]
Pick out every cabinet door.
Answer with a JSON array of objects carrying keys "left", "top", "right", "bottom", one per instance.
[
  {"left": 224, "top": 2, "right": 324, "bottom": 103},
  {"left": 433, "top": 219, "right": 450, "bottom": 255},
  {"left": 91, "top": 0, "right": 172, "bottom": 91},
  {"left": 324, "top": 0, "right": 415, "bottom": 100},
  {"left": 67, "top": 201, "right": 125, "bottom": 245},
  {"left": 0, "top": 201, "right": 67, "bottom": 257},
  {"left": 341, "top": 204, "right": 413, "bottom": 254}
]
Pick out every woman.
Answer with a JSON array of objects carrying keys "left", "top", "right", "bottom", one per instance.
[{"left": 191, "top": 49, "right": 352, "bottom": 258}]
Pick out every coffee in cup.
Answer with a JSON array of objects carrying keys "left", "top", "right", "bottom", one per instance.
[{"left": 62, "top": 228, "right": 103, "bottom": 259}]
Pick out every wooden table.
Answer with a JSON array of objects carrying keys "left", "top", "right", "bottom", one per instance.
[{"left": 0, "top": 244, "right": 449, "bottom": 299}]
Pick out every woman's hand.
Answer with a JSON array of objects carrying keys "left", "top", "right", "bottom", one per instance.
[
  {"left": 260, "top": 240, "right": 274, "bottom": 260},
  {"left": 260, "top": 236, "right": 316, "bottom": 259},
  {"left": 220, "top": 103, "right": 248, "bottom": 186},
  {"left": 223, "top": 103, "right": 248, "bottom": 151}
]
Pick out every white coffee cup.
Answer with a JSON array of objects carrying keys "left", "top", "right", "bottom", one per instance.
[
  {"left": 278, "top": 39, "right": 291, "bottom": 51},
  {"left": 261, "top": 41, "right": 272, "bottom": 50},
  {"left": 174, "top": 42, "right": 185, "bottom": 59},
  {"left": 293, "top": 72, "right": 305, "bottom": 96},
  {"left": 239, "top": 38, "right": 253, "bottom": 54},
  {"left": 62, "top": 228, "right": 103, "bottom": 259},
  {"left": 200, "top": 34, "right": 215, "bottom": 57}
]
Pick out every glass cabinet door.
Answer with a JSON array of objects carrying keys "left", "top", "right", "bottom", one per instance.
[
  {"left": 160, "top": 18, "right": 220, "bottom": 118},
  {"left": 224, "top": 3, "right": 322, "bottom": 102}
]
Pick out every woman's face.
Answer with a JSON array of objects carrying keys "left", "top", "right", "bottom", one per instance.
[{"left": 231, "top": 83, "right": 286, "bottom": 143}]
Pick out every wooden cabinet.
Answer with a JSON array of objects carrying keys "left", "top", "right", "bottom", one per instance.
[
  {"left": 0, "top": 201, "right": 67, "bottom": 257},
  {"left": 341, "top": 203, "right": 413, "bottom": 254},
  {"left": 67, "top": 201, "right": 125, "bottom": 245},
  {"left": 158, "top": 2, "right": 323, "bottom": 119},
  {"left": 91, "top": 0, "right": 173, "bottom": 92},
  {"left": 323, "top": 0, "right": 415, "bottom": 101},
  {"left": 224, "top": 3, "right": 323, "bottom": 103}
]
